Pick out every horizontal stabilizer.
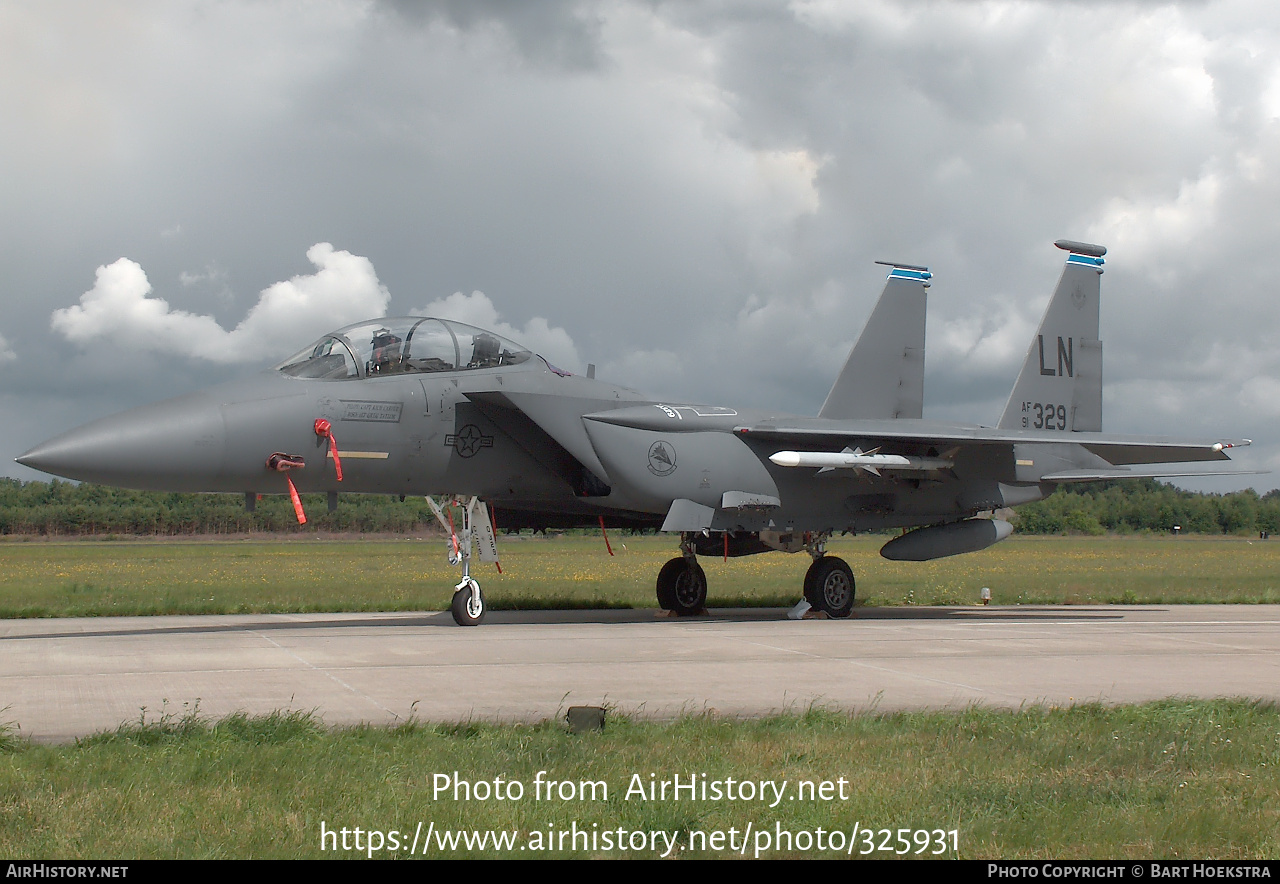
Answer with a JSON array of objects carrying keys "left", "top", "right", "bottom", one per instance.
[
  {"left": 1041, "top": 467, "right": 1266, "bottom": 483},
  {"left": 1080, "top": 439, "right": 1248, "bottom": 465}
]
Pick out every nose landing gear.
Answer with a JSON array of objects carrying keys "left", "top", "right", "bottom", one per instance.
[{"left": 427, "top": 496, "right": 500, "bottom": 626}]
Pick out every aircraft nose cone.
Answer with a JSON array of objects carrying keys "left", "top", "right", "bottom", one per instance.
[{"left": 16, "top": 392, "right": 227, "bottom": 490}]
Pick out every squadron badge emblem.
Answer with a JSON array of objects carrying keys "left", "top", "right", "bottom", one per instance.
[{"left": 647, "top": 440, "right": 677, "bottom": 476}]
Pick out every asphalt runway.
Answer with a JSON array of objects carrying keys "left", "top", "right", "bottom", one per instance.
[{"left": 2, "top": 605, "right": 1278, "bottom": 741}]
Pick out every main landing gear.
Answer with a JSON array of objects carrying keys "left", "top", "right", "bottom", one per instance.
[
  {"left": 800, "top": 533, "right": 855, "bottom": 618},
  {"left": 656, "top": 558, "right": 708, "bottom": 615},
  {"left": 654, "top": 531, "right": 856, "bottom": 619},
  {"left": 803, "top": 555, "right": 855, "bottom": 618},
  {"left": 655, "top": 534, "right": 708, "bottom": 616}
]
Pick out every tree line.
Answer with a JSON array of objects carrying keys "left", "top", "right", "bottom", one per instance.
[
  {"left": 0, "top": 479, "right": 441, "bottom": 536},
  {"left": 1011, "top": 479, "right": 1280, "bottom": 536},
  {"left": 0, "top": 477, "right": 1276, "bottom": 537}
]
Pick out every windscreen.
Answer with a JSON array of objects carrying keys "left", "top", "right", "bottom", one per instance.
[{"left": 277, "top": 336, "right": 359, "bottom": 378}]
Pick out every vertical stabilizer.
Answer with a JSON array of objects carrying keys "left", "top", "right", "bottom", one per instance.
[
  {"left": 819, "top": 263, "right": 929, "bottom": 420},
  {"left": 998, "top": 240, "right": 1105, "bottom": 432}
]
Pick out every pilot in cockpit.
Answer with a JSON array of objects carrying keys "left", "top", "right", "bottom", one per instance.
[
  {"left": 470, "top": 332, "right": 502, "bottom": 368},
  {"left": 368, "top": 328, "right": 404, "bottom": 374}
]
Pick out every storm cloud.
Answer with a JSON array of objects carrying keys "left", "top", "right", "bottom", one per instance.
[{"left": 5, "top": 0, "right": 1278, "bottom": 487}]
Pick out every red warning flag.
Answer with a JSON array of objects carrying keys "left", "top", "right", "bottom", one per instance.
[
  {"left": 266, "top": 452, "right": 308, "bottom": 524},
  {"left": 599, "top": 516, "right": 614, "bottom": 557},
  {"left": 285, "top": 474, "right": 306, "bottom": 524},
  {"left": 314, "top": 418, "right": 343, "bottom": 481}
]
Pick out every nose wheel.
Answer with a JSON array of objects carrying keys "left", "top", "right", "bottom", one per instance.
[
  {"left": 451, "top": 577, "right": 485, "bottom": 626},
  {"left": 427, "top": 496, "right": 500, "bottom": 626},
  {"left": 803, "top": 556, "right": 855, "bottom": 618}
]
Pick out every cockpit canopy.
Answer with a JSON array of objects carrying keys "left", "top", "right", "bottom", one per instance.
[{"left": 277, "top": 317, "right": 534, "bottom": 380}]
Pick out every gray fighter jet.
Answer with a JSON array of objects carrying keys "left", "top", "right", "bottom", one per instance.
[{"left": 17, "top": 241, "right": 1252, "bottom": 625}]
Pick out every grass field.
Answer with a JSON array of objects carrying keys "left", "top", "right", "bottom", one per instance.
[
  {"left": 1, "top": 533, "right": 1279, "bottom": 618},
  {"left": 0, "top": 700, "right": 1275, "bottom": 859},
  {"left": 3, "top": 537, "right": 1277, "bottom": 859}
]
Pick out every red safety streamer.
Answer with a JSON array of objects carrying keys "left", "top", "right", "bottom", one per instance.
[
  {"left": 490, "top": 504, "right": 502, "bottom": 574},
  {"left": 314, "top": 418, "right": 343, "bottom": 481},
  {"left": 446, "top": 503, "right": 460, "bottom": 560},
  {"left": 599, "top": 516, "right": 614, "bottom": 557},
  {"left": 266, "top": 452, "right": 307, "bottom": 524},
  {"left": 285, "top": 474, "right": 306, "bottom": 524}
]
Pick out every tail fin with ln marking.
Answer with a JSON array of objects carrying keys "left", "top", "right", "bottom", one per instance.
[{"left": 998, "top": 240, "right": 1105, "bottom": 432}]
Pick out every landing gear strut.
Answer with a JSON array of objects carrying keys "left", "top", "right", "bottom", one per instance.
[
  {"left": 656, "top": 533, "right": 708, "bottom": 615},
  {"left": 427, "top": 496, "right": 499, "bottom": 626}
]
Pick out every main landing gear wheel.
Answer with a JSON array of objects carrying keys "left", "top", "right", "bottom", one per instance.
[
  {"left": 803, "top": 556, "right": 855, "bottom": 619},
  {"left": 451, "top": 578, "right": 486, "bottom": 626},
  {"left": 656, "top": 557, "right": 708, "bottom": 616}
]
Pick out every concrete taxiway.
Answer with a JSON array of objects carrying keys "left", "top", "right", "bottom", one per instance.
[{"left": 2, "top": 605, "right": 1278, "bottom": 741}]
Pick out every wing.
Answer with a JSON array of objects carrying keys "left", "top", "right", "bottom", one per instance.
[{"left": 732, "top": 418, "right": 1255, "bottom": 483}]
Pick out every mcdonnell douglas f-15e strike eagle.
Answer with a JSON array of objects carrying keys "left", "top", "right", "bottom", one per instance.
[{"left": 17, "top": 241, "right": 1253, "bottom": 625}]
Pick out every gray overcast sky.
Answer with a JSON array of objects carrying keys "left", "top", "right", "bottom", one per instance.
[{"left": 4, "top": 0, "right": 1278, "bottom": 489}]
